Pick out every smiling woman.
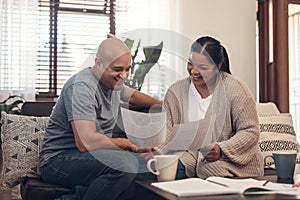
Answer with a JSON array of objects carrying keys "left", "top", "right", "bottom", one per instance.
[
  {"left": 187, "top": 53, "right": 219, "bottom": 94},
  {"left": 159, "top": 36, "right": 264, "bottom": 180}
]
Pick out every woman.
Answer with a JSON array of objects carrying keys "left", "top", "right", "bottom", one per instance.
[{"left": 161, "top": 36, "right": 264, "bottom": 179}]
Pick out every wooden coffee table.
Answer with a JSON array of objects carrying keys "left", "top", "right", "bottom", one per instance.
[{"left": 135, "top": 175, "right": 300, "bottom": 200}]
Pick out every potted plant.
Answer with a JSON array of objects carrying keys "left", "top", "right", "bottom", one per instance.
[
  {"left": 0, "top": 95, "right": 25, "bottom": 117},
  {"left": 107, "top": 34, "right": 163, "bottom": 91},
  {"left": 0, "top": 95, "right": 25, "bottom": 145}
]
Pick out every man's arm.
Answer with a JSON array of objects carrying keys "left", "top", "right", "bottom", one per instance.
[
  {"left": 128, "top": 90, "right": 162, "bottom": 107},
  {"left": 71, "top": 120, "right": 138, "bottom": 152}
]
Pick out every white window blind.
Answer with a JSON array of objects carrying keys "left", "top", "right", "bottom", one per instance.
[
  {"left": 0, "top": 0, "right": 37, "bottom": 100},
  {"left": 36, "top": 0, "right": 115, "bottom": 97}
]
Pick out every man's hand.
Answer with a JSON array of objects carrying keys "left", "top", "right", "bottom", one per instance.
[
  {"left": 137, "top": 148, "right": 153, "bottom": 160},
  {"left": 201, "top": 143, "right": 222, "bottom": 162},
  {"left": 113, "top": 138, "right": 138, "bottom": 151},
  {"left": 118, "top": 138, "right": 153, "bottom": 159}
]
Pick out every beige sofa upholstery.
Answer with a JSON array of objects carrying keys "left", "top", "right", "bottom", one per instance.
[
  {"left": 256, "top": 102, "right": 300, "bottom": 175},
  {"left": 256, "top": 102, "right": 280, "bottom": 116}
]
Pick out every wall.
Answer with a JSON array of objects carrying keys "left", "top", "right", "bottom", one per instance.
[{"left": 176, "top": 0, "right": 257, "bottom": 99}]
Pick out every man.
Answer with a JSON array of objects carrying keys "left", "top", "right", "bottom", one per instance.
[{"left": 39, "top": 38, "right": 162, "bottom": 200}]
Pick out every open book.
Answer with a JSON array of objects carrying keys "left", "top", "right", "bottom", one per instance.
[{"left": 151, "top": 177, "right": 298, "bottom": 197}]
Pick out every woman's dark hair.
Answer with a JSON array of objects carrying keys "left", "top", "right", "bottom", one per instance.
[{"left": 191, "top": 36, "right": 231, "bottom": 74}]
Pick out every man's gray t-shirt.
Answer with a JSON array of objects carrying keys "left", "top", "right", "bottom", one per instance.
[{"left": 39, "top": 68, "right": 132, "bottom": 167}]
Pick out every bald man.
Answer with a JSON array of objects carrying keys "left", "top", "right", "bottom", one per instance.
[{"left": 39, "top": 38, "right": 162, "bottom": 200}]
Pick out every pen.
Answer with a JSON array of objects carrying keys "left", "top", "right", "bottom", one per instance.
[
  {"left": 207, "top": 180, "right": 229, "bottom": 188},
  {"left": 262, "top": 180, "right": 269, "bottom": 186}
]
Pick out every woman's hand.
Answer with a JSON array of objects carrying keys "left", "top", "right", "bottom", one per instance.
[{"left": 201, "top": 143, "right": 222, "bottom": 162}]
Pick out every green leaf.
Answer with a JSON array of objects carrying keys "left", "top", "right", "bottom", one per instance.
[
  {"left": 0, "top": 95, "right": 24, "bottom": 115},
  {"left": 129, "top": 41, "right": 163, "bottom": 90},
  {"left": 0, "top": 104, "right": 5, "bottom": 113},
  {"left": 133, "top": 63, "right": 156, "bottom": 90},
  {"left": 143, "top": 41, "right": 163, "bottom": 64},
  {"left": 131, "top": 39, "right": 141, "bottom": 73},
  {"left": 132, "top": 39, "right": 141, "bottom": 62},
  {"left": 8, "top": 100, "right": 24, "bottom": 107},
  {"left": 124, "top": 38, "right": 135, "bottom": 51},
  {"left": 120, "top": 38, "right": 163, "bottom": 91},
  {"left": 0, "top": 95, "right": 23, "bottom": 104},
  {"left": 107, "top": 33, "right": 115, "bottom": 38}
]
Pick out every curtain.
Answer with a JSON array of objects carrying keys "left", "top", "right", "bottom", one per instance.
[{"left": 0, "top": 0, "right": 37, "bottom": 101}]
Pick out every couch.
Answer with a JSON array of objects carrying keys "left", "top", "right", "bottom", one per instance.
[
  {"left": 0, "top": 102, "right": 299, "bottom": 200},
  {"left": 2, "top": 102, "right": 71, "bottom": 200},
  {"left": 256, "top": 102, "right": 300, "bottom": 175},
  {"left": 1, "top": 101, "right": 160, "bottom": 200}
]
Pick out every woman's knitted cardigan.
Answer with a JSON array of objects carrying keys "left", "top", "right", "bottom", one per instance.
[{"left": 161, "top": 72, "right": 264, "bottom": 178}]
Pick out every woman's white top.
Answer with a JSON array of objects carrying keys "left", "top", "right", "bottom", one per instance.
[{"left": 188, "top": 83, "right": 212, "bottom": 122}]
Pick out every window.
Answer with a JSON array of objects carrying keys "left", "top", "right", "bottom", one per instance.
[
  {"left": 36, "top": 0, "right": 116, "bottom": 97},
  {"left": 289, "top": 2, "right": 300, "bottom": 141},
  {"left": 0, "top": 0, "right": 37, "bottom": 100},
  {"left": 1, "top": 0, "right": 175, "bottom": 100},
  {"left": 114, "top": 0, "right": 179, "bottom": 99},
  {"left": 258, "top": 0, "right": 300, "bottom": 141}
]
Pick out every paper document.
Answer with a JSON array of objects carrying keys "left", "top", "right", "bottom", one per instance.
[
  {"left": 165, "top": 118, "right": 215, "bottom": 152},
  {"left": 121, "top": 107, "right": 166, "bottom": 148}
]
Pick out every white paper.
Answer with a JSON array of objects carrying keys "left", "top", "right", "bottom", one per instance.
[
  {"left": 151, "top": 177, "right": 299, "bottom": 197},
  {"left": 206, "top": 177, "right": 299, "bottom": 195},
  {"left": 165, "top": 118, "right": 215, "bottom": 151},
  {"left": 151, "top": 178, "right": 239, "bottom": 197},
  {"left": 121, "top": 107, "right": 166, "bottom": 148}
]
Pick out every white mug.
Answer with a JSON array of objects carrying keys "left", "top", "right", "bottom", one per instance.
[{"left": 146, "top": 155, "right": 178, "bottom": 182}]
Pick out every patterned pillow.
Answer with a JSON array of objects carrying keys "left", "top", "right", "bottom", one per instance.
[
  {"left": 258, "top": 113, "right": 300, "bottom": 171},
  {"left": 0, "top": 112, "right": 49, "bottom": 189}
]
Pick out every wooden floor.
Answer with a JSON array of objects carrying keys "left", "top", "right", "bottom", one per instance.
[{"left": 0, "top": 148, "right": 22, "bottom": 200}]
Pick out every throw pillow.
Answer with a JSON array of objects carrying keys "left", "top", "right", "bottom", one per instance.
[
  {"left": 256, "top": 102, "right": 280, "bottom": 117},
  {"left": 258, "top": 113, "right": 300, "bottom": 172},
  {"left": 0, "top": 112, "right": 49, "bottom": 189}
]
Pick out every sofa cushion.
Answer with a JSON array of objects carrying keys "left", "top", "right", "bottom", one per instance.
[
  {"left": 258, "top": 113, "right": 300, "bottom": 172},
  {"left": 0, "top": 112, "right": 49, "bottom": 189},
  {"left": 256, "top": 102, "right": 280, "bottom": 117}
]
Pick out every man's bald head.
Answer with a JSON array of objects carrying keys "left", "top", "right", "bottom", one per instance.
[{"left": 96, "top": 38, "right": 131, "bottom": 67}]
